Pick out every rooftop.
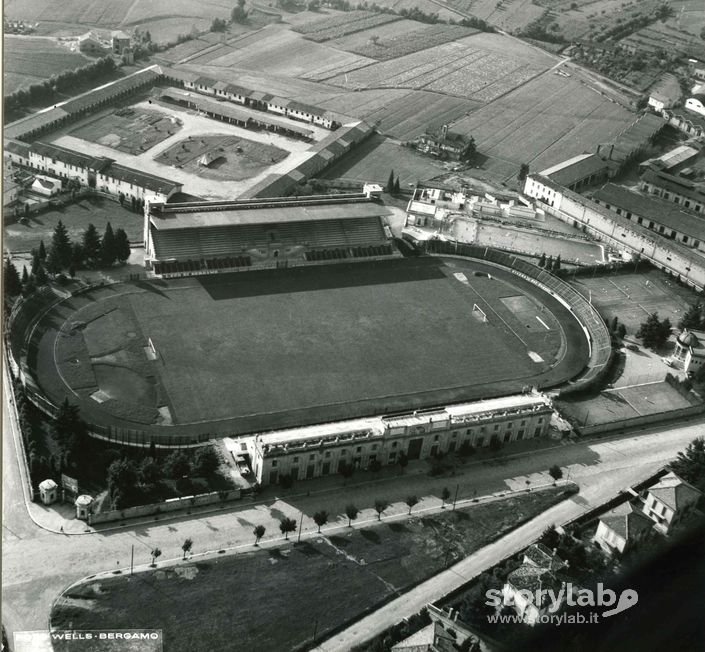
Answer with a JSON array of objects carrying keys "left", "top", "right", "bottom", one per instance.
[
  {"left": 593, "top": 183, "right": 705, "bottom": 238},
  {"left": 645, "top": 145, "right": 699, "bottom": 170},
  {"left": 641, "top": 167, "right": 705, "bottom": 204},
  {"left": 255, "top": 416, "right": 384, "bottom": 448},
  {"left": 31, "top": 141, "right": 112, "bottom": 171},
  {"left": 648, "top": 471, "right": 702, "bottom": 512},
  {"left": 599, "top": 502, "right": 653, "bottom": 541},
  {"left": 506, "top": 566, "right": 563, "bottom": 599},
  {"left": 541, "top": 153, "right": 608, "bottom": 187},
  {"left": 677, "top": 329, "right": 705, "bottom": 351},
  {"left": 106, "top": 163, "right": 182, "bottom": 195}
]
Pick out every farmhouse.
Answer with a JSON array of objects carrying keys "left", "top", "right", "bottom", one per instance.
[
  {"left": 418, "top": 124, "right": 474, "bottom": 160},
  {"left": 144, "top": 194, "right": 395, "bottom": 276},
  {"left": 639, "top": 167, "right": 705, "bottom": 213},
  {"left": 31, "top": 175, "right": 62, "bottom": 197},
  {"left": 647, "top": 74, "right": 682, "bottom": 113},
  {"left": 245, "top": 393, "right": 554, "bottom": 486},
  {"left": 523, "top": 174, "right": 705, "bottom": 290},
  {"left": 592, "top": 183, "right": 705, "bottom": 253},
  {"left": 111, "top": 31, "right": 131, "bottom": 54},
  {"left": 77, "top": 32, "right": 108, "bottom": 56}
]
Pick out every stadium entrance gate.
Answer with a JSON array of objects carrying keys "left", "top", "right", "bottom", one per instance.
[{"left": 408, "top": 438, "right": 423, "bottom": 460}]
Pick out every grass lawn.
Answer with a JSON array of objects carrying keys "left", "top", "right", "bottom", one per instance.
[
  {"left": 50, "top": 487, "right": 572, "bottom": 651},
  {"left": 3, "top": 196, "right": 143, "bottom": 253}
]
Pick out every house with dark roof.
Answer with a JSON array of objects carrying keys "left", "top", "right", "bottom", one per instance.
[
  {"left": 418, "top": 125, "right": 474, "bottom": 161},
  {"left": 662, "top": 107, "right": 705, "bottom": 138},
  {"left": 540, "top": 153, "right": 610, "bottom": 191},
  {"left": 642, "top": 471, "right": 702, "bottom": 534},
  {"left": 593, "top": 502, "right": 654, "bottom": 554},
  {"left": 592, "top": 183, "right": 705, "bottom": 254},
  {"left": 672, "top": 329, "right": 705, "bottom": 375},
  {"left": 640, "top": 167, "right": 705, "bottom": 214},
  {"left": 502, "top": 543, "right": 567, "bottom": 625},
  {"left": 112, "top": 31, "right": 131, "bottom": 54}
]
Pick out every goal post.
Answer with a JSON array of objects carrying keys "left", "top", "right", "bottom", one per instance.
[{"left": 472, "top": 304, "right": 487, "bottom": 323}]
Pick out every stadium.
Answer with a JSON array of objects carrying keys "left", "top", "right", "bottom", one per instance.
[{"left": 9, "top": 193, "right": 611, "bottom": 452}]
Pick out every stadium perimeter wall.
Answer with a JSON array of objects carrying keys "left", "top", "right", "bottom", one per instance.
[{"left": 422, "top": 241, "right": 613, "bottom": 396}]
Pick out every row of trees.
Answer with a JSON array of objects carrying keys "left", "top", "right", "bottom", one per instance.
[
  {"left": 538, "top": 253, "right": 561, "bottom": 271},
  {"left": 678, "top": 301, "right": 705, "bottom": 332},
  {"left": 4, "top": 57, "right": 117, "bottom": 116},
  {"left": 386, "top": 169, "right": 401, "bottom": 195}
]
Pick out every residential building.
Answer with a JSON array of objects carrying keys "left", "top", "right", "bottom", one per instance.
[
  {"left": 4, "top": 140, "right": 31, "bottom": 167},
  {"left": 672, "top": 329, "right": 705, "bottom": 374},
  {"left": 641, "top": 471, "right": 702, "bottom": 534},
  {"left": 593, "top": 502, "right": 654, "bottom": 554},
  {"left": 502, "top": 544, "right": 566, "bottom": 625},
  {"left": 647, "top": 74, "right": 682, "bottom": 112},
  {"left": 418, "top": 125, "right": 474, "bottom": 160},
  {"left": 246, "top": 393, "right": 553, "bottom": 486},
  {"left": 78, "top": 32, "right": 108, "bottom": 56},
  {"left": 685, "top": 94, "right": 705, "bottom": 117},
  {"left": 639, "top": 145, "right": 699, "bottom": 173},
  {"left": 591, "top": 183, "right": 705, "bottom": 253},
  {"left": 31, "top": 175, "right": 62, "bottom": 197},
  {"left": 662, "top": 108, "right": 705, "bottom": 138},
  {"left": 689, "top": 58, "right": 705, "bottom": 81},
  {"left": 111, "top": 30, "right": 131, "bottom": 54}
]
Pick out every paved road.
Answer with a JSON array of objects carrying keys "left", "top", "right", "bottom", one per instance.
[{"left": 3, "top": 363, "right": 703, "bottom": 644}]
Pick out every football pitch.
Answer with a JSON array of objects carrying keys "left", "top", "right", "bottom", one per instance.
[{"left": 40, "top": 258, "right": 589, "bottom": 435}]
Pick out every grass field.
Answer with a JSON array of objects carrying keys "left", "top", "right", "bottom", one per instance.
[
  {"left": 69, "top": 107, "right": 183, "bottom": 155},
  {"left": 3, "top": 36, "right": 92, "bottom": 94},
  {"left": 154, "top": 134, "right": 289, "bottom": 181},
  {"left": 50, "top": 487, "right": 570, "bottom": 652},
  {"left": 34, "top": 257, "right": 587, "bottom": 433},
  {"left": 3, "top": 196, "right": 143, "bottom": 253}
]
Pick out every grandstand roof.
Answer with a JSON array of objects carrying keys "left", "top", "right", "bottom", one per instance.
[{"left": 149, "top": 199, "right": 392, "bottom": 230}]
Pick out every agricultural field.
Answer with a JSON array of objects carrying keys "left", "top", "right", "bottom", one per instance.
[
  {"left": 320, "top": 134, "right": 448, "bottom": 186},
  {"left": 326, "top": 22, "right": 479, "bottom": 61},
  {"left": 448, "top": 71, "right": 636, "bottom": 182},
  {"left": 69, "top": 108, "right": 183, "bottom": 155},
  {"left": 293, "top": 10, "right": 400, "bottom": 42},
  {"left": 356, "top": 0, "right": 466, "bottom": 21},
  {"left": 326, "top": 39, "right": 549, "bottom": 103},
  {"left": 154, "top": 134, "right": 289, "bottom": 181},
  {"left": 441, "top": 0, "right": 544, "bottom": 30},
  {"left": 3, "top": 36, "right": 92, "bottom": 94}
]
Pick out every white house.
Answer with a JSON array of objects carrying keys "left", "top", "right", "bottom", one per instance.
[
  {"left": 672, "top": 329, "right": 705, "bottom": 375},
  {"left": 642, "top": 471, "right": 701, "bottom": 534},
  {"left": 31, "top": 174, "right": 62, "bottom": 197},
  {"left": 593, "top": 502, "right": 654, "bottom": 554},
  {"left": 685, "top": 94, "right": 705, "bottom": 117}
]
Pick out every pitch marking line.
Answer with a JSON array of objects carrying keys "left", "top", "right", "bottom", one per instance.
[{"left": 536, "top": 316, "right": 550, "bottom": 330}]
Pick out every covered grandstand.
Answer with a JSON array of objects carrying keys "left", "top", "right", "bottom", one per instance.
[{"left": 144, "top": 194, "right": 396, "bottom": 275}]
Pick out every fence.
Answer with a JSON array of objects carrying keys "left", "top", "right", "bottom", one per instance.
[
  {"left": 87, "top": 488, "right": 242, "bottom": 525},
  {"left": 423, "top": 241, "right": 613, "bottom": 394},
  {"left": 574, "top": 403, "right": 705, "bottom": 437}
]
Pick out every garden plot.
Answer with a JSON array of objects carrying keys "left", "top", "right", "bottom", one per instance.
[{"left": 293, "top": 10, "right": 399, "bottom": 41}]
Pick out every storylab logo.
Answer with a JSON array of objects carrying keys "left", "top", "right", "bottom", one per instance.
[{"left": 485, "top": 583, "right": 638, "bottom": 625}]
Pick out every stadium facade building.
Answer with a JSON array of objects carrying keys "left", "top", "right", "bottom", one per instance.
[
  {"left": 245, "top": 393, "right": 553, "bottom": 486},
  {"left": 143, "top": 194, "right": 396, "bottom": 276}
]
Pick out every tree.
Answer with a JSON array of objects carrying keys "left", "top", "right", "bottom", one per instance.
[
  {"left": 70, "top": 243, "right": 85, "bottom": 271},
  {"left": 313, "top": 510, "right": 329, "bottom": 533},
  {"left": 164, "top": 449, "right": 191, "bottom": 479},
  {"left": 549, "top": 465, "right": 563, "bottom": 482},
  {"left": 51, "top": 220, "right": 72, "bottom": 269},
  {"left": 232, "top": 0, "right": 248, "bottom": 23},
  {"left": 52, "top": 399, "right": 87, "bottom": 451},
  {"left": 546, "top": 255, "right": 553, "bottom": 271},
  {"left": 518, "top": 163, "right": 529, "bottom": 182},
  {"left": 114, "top": 228, "right": 131, "bottom": 264},
  {"left": 678, "top": 302, "right": 704, "bottom": 331},
  {"left": 82, "top": 223, "right": 102, "bottom": 267},
  {"left": 405, "top": 495, "right": 419, "bottom": 515},
  {"left": 107, "top": 458, "right": 138, "bottom": 507},
  {"left": 138, "top": 457, "right": 162, "bottom": 485},
  {"left": 34, "top": 263, "right": 48, "bottom": 287},
  {"left": 538, "top": 253, "right": 546, "bottom": 268},
  {"left": 150, "top": 547, "right": 162, "bottom": 566},
  {"left": 374, "top": 499, "right": 388, "bottom": 521},
  {"left": 21, "top": 265, "right": 29, "bottom": 286},
  {"left": 393, "top": 176, "right": 401, "bottom": 195},
  {"left": 441, "top": 487, "right": 451, "bottom": 508},
  {"left": 38, "top": 240, "right": 47, "bottom": 261},
  {"left": 3, "top": 258, "right": 22, "bottom": 297},
  {"left": 101, "top": 222, "right": 117, "bottom": 267},
  {"left": 398, "top": 452, "right": 409, "bottom": 475},
  {"left": 31, "top": 251, "right": 42, "bottom": 276},
  {"left": 345, "top": 503, "right": 359, "bottom": 527},
  {"left": 211, "top": 17, "right": 228, "bottom": 31},
  {"left": 611, "top": 316, "right": 619, "bottom": 333},
  {"left": 670, "top": 437, "right": 705, "bottom": 492},
  {"left": 552, "top": 254, "right": 561, "bottom": 271},
  {"left": 253, "top": 524, "right": 266, "bottom": 545},
  {"left": 192, "top": 445, "right": 219, "bottom": 476},
  {"left": 46, "top": 246, "right": 64, "bottom": 275},
  {"left": 636, "top": 312, "right": 672, "bottom": 350},
  {"left": 181, "top": 537, "right": 193, "bottom": 559},
  {"left": 617, "top": 323, "right": 627, "bottom": 339},
  {"left": 387, "top": 169, "right": 395, "bottom": 193},
  {"left": 279, "top": 517, "right": 297, "bottom": 540}
]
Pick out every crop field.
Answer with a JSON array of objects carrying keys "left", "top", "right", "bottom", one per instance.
[
  {"left": 33, "top": 257, "right": 588, "bottom": 434},
  {"left": 320, "top": 134, "right": 447, "bottom": 186},
  {"left": 364, "top": 0, "right": 466, "bottom": 20},
  {"left": 190, "top": 26, "right": 375, "bottom": 78},
  {"left": 69, "top": 108, "right": 183, "bottom": 155},
  {"left": 3, "top": 36, "right": 91, "bottom": 94},
  {"left": 445, "top": 0, "right": 544, "bottom": 30},
  {"left": 154, "top": 134, "right": 289, "bottom": 181},
  {"left": 293, "top": 10, "right": 400, "bottom": 41},
  {"left": 326, "top": 40, "right": 549, "bottom": 102},
  {"left": 327, "top": 23, "right": 480, "bottom": 61},
  {"left": 449, "top": 72, "right": 635, "bottom": 181}
]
